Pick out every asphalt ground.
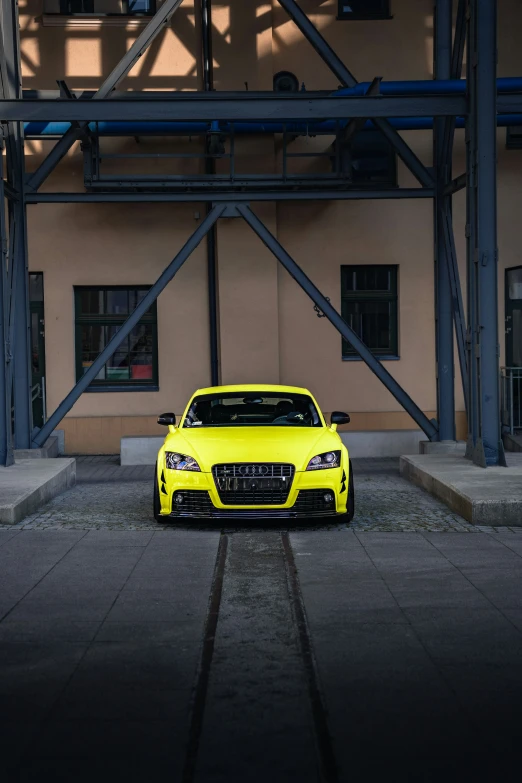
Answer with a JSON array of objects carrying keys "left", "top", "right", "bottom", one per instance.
[{"left": 1, "top": 458, "right": 522, "bottom": 781}]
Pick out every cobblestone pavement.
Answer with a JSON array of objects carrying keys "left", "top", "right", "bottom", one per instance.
[{"left": 4, "top": 456, "right": 521, "bottom": 533}]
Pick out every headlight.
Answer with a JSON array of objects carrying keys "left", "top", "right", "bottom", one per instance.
[
  {"left": 306, "top": 450, "right": 341, "bottom": 470},
  {"left": 165, "top": 452, "right": 201, "bottom": 472}
]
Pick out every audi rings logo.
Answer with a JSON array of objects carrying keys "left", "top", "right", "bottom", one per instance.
[{"left": 238, "top": 465, "right": 269, "bottom": 477}]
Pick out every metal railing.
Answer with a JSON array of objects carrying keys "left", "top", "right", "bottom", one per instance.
[{"left": 501, "top": 367, "right": 522, "bottom": 434}]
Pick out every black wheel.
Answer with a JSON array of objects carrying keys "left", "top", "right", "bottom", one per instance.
[
  {"left": 153, "top": 464, "right": 162, "bottom": 523},
  {"left": 346, "top": 465, "right": 355, "bottom": 523}
]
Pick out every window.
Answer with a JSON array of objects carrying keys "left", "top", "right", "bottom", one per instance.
[
  {"left": 74, "top": 286, "right": 158, "bottom": 391},
  {"left": 338, "top": 1, "right": 391, "bottom": 20},
  {"left": 341, "top": 266, "right": 398, "bottom": 358},
  {"left": 44, "top": 0, "right": 156, "bottom": 15},
  {"left": 506, "top": 127, "right": 522, "bottom": 150},
  {"left": 333, "top": 130, "right": 397, "bottom": 187}
]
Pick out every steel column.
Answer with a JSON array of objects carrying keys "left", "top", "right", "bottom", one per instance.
[
  {"left": 276, "top": 0, "right": 435, "bottom": 189},
  {"left": 25, "top": 0, "right": 187, "bottom": 193},
  {"left": 434, "top": 0, "right": 455, "bottom": 441},
  {"left": 467, "top": 0, "right": 505, "bottom": 466},
  {"left": 238, "top": 204, "right": 438, "bottom": 441},
  {"left": 33, "top": 205, "right": 225, "bottom": 447},
  {"left": 201, "top": 0, "right": 220, "bottom": 386},
  {"left": 1, "top": 0, "right": 32, "bottom": 450},
  {"left": 0, "top": 135, "right": 14, "bottom": 466}
]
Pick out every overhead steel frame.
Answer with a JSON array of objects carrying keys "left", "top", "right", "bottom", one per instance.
[{"left": 0, "top": 0, "right": 509, "bottom": 465}]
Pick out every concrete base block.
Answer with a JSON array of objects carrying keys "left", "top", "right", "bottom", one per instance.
[
  {"left": 121, "top": 436, "right": 164, "bottom": 466},
  {"left": 0, "top": 458, "right": 76, "bottom": 525},
  {"left": 52, "top": 429, "right": 65, "bottom": 455},
  {"left": 14, "top": 435, "right": 59, "bottom": 461},
  {"left": 503, "top": 432, "right": 522, "bottom": 453},
  {"left": 419, "top": 440, "right": 467, "bottom": 455},
  {"left": 340, "top": 430, "right": 425, "bottom": 458},
  {"left": 400, "top": 454, "right": 522, "bottom": 526}
]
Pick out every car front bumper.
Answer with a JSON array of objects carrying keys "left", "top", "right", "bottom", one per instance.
[{"left": 158, "top": 467, "right": 348, "bottom": 519}]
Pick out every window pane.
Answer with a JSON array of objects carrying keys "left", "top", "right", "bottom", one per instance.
[
  {"left": 130, "top": 324, "right": 154, "bottom": 353},
  {"left": 508, "top": 268, "right": 522, "bottom": 300},
  {"left": 106, "top": 324, "right": 129, "bottom": 351},
  {"left": 338, "top": 0, "right": 389, "bottom": 18},
  {"left": 31, "top": 313, "right": 40, "bottom": 374},
  {"left": 130, "top": 354, "right": 154, "bottom": 380},
  {"left": 106, "top": 290, "right": 129, "bottom": 315},
  {"left": 345, "top": 301, "right": 391, "bottom": 350},
  {"left": 354, "top": 266, "right": 390, "bottom": 292},
  {"left": 29, "top": 274, "right": 44, "bottom": 302},
  {"left": 129, "top": 288, "right": 152, "bottom": 311},
  {"left": 126, "top": 0, "right": 154, "bottom": 11},
  {"left": 79, "top": 289, "right": 104, "bottom": 315},
  {"left": 107, "top": 352, "right": 130, "bottom": 381}
]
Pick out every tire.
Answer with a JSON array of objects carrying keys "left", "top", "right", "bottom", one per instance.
[
  {"left": 346, "top": 465, "right": 355, "bottom": 523},
  {"left": 153, "top": 464, "right": 163, "bottom": 523}
]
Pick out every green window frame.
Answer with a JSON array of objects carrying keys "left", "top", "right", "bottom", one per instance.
[
  {"left": 74, "top": 286, "right": 159, "bottom": 392},
  {"left": 341, "top": 265, "right": 399, "bottom": 359},
  {"left": 51, "top": 0, "right": 157, "bottom": 15}
]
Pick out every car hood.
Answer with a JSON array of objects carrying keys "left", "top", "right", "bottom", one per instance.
[{"left": 162, "top": 426, "right": 341, "bottom": 472}]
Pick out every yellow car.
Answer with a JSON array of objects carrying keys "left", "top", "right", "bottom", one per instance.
[{"left": 153, "top": 384, "right": 354, "bottom": 522}]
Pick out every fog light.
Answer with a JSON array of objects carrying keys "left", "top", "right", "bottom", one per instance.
[
  {"left": 324, "top": 492, "right": 334, "bottom": 504},
  {"left": 175, "top": 493, "right": 184, "bottom": 505}
]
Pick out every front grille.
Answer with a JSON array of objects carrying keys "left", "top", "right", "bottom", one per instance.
[
  {"left": 170, "top": 490, "right": 213, "bottom": 515},
  {"left": 293, "top": 489, "right": 336, "bottom": 513},
  {"left": 212, "top": 463, "right": 294, "bottom": 505}
]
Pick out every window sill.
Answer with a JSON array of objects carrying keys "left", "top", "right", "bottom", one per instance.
[
  {"left": 40, "top": 14, "right": 152, "bottom": 28},
  {"left": 83, "top": 384, "right": 159, "bottom": 393},
  {"left": 343, "top": 355, "right": 400, "bottom": 361}
]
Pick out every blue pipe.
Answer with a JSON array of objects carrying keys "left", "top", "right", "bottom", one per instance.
[{"left": 24, "top": 77, "right": 522, "bottom": 138}]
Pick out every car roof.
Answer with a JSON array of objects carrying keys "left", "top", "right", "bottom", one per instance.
[{"left": 192, "top": 384, "right": 313, "bottom": 397}]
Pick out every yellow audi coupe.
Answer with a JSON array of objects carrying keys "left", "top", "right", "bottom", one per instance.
[{"left": 154, "top": 384, "right": 354, "bottom": 522}]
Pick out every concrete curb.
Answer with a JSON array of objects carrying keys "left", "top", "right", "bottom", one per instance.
[
  {"left": 400, "top": 454, "right": 522, "bottom": 526},
  {"left": 0, "top": 458, "right": 76, "bottom": 525}
]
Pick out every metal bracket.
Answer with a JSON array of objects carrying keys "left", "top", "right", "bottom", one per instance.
[
  {"left": 214, "top": 203, "right": 242, "bottom": 218},
  {"left": 314, "top": 297, "right": 330, "bottom": 318}
]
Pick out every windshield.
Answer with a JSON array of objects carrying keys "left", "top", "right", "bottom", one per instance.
[{"left": 182, "top": 392, "right": 322, "bottom": 428}]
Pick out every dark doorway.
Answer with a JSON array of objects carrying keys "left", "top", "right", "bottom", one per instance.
[
  {"left": 505, "top": 266, "right": 522, "bottom": 429},
  {"left": 29, "top": 273, "right": 46, "bottom": 429}
]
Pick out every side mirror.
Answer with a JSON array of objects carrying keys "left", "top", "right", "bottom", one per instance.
[
  {"left": 331, "top": 411, "right": 350, "bottom": 426},
  {"left": 158, "top": 412, "right": 176, "bottom": 426}
]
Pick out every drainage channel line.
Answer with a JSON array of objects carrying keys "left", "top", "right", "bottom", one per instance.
[
  {"left": 182, "top": 533, "right": 228, "bottom": 783},
  {"left": 281, "top": 532, "right": 339, "bottom": 783}
]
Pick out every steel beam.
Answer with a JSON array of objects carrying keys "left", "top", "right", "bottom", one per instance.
[
  {"left": 467, "top": 0, "right": 505, "bottom": 466},
  {"left": 33, "top": 205, "right": 225, "bottom": 447},
  {"left": 434, "top": 0, "right": 455, "bottom": 441},
  {"left": 443, "top": 172, "right": 466, "bottom": 196},
  {"left": 441, "top": 206, "right": 469, "bottom": 405},
  {"left": 452, "top": 0, "right": 467, "bottom": 79},
  {"left": 25, "top": 0, "right": 187, "bottom": 193},
  {"left": 25, "top": 189, "right": 435, "bottom": 204},
  {"left": 238, "top": 204, "right": 438, "bottom": 441},
  {"left": 1, "top": 95, "right": 468, "bottom": 124},
  {"left": 277, "top": 0, "right": 435, "bottom": 188}
]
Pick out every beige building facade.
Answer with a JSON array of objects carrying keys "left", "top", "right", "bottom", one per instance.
[{"left": 17, "top": 0, "right": 522, "bottom": 453}]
